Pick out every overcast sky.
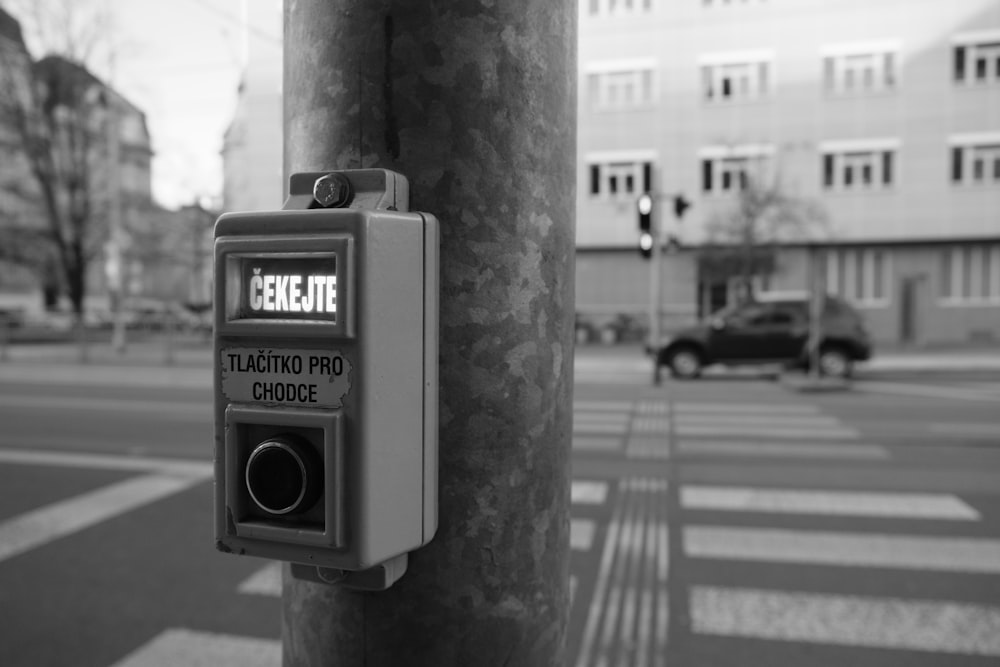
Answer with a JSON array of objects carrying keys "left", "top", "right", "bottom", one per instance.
[{"left": 8, "top": 0, "right": 282, "bottom": 210}]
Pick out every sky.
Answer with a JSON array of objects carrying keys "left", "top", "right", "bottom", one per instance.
[{"left": 8, "top": 0, "right": 282, "bottom": 210}]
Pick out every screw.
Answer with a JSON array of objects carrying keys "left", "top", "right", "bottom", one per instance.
[{"left": 313, "top": 173, "right": 352, "bottom": 208}]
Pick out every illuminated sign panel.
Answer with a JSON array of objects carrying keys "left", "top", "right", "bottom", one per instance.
[{"left": 237, "top": 255, "right": 337, "bottom": 322}]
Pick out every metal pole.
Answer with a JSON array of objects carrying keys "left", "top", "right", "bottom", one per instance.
[
  {"left": 649, "top": 200, "right": 662, "bottom": 385},
  {"left": 283, "top": 1, "right": 576, "bottom": 665}
]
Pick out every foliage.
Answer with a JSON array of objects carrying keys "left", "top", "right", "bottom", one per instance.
[
  {"left": 0, "top": 1, "right": 114, "bottom": 317},
  {"left": 698, "top": 162, "right": 829, "bottom": 300}
]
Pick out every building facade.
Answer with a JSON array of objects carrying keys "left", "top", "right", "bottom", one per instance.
[
  {"left": 221, "top": 0, "right": 283, "bottom": 214},
  {"left": 0, "top": 7, "right": 158, "bottom": 318},
  {"left": 577, "top": 0, "right": 1000, "bottom": 346}
]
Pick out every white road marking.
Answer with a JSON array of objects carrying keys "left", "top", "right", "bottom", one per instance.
[
  {"left": 571, "top": 518, "right": 597, "bottom": 551},
  {"left": 576, "top": 478, "right": 668, "bottom": 667},
  {"left": 571, "top": 480, "right": 609, "bottom": 505},
  {"left": 0, "top": 473, "right": 207, "bottom": 565},
  {"left": 573, "top": 436, "right": 622, "bottom": 452},
  {"left": 0, "top": 447, "right": 212, "bottom": 477},
  {"left": 681, "top": 486, "right": 981, "bottom": 520},
  {"left": 0, "top": 393, "right": 208, "bottom": 417},
  {"left": 928, "top": 422, "right": 999, "bottom": 438},
  {"left": 684, "top": 526, "right": 1000, "bottom": 573},
  {"left": 675, "top": 413, "right": 842, "bottom": 426},
  {"left": 676, "top": 440, "right": 889, "bottom": 460},
  {"left": 676, "top": 424, "right": 859, "bottom": 439},
  {"left": 857, "top": 381, "right": 998, "bottom": 402},
  {"left": 108, "top": 628, "right": 280, "bottom": 667},
  {"left": 691, "top": 586, "right": 1000, "bottom": 656},
  {"left": 573, "top": 401, "right": 633, "bottom": 412},
  {"left": 631, "top": 416, "right": 671, "bottom": 434},
  {"left": 238, "top": 563, "right": 283, "bottom": 597},
  {"left": 674, "top": 402, "right": 820, "bottom": 414}
]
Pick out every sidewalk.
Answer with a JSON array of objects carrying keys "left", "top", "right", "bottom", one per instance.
[{"left": 1, "top": 339, "right": 998, "bottom": 389}]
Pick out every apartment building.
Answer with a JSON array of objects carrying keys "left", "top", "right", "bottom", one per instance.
[{"left": 577, "top": 0, "right": 1000, "bottom": 345}]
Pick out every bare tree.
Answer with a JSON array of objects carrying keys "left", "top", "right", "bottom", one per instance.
[
  {"left": 699, "top": 160, "right": 828, "bottom": 306},
  {"left": 0, "top": 1, "right": 114, "bottom": 324}
]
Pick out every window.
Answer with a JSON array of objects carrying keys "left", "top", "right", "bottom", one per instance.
[
  {"left": 588, "top": 0, "right": 652, "bottom": 17},
  {"left": 699, "top": 144, "right": 773, "bottom": 195},
  {"left": 700, "top": 51, "right": 773, "bottom": 102},
  {"left": 586, "top": 60, "right": 657, "bottom": 110},
  {"left": 950, "top": 133, "right": 1000, "bottom": 185},
  {"left": 953, "top": 31, "right": 1000, "bottom": 85},
  {"left": 820, "top": 139, "right": 899, "bottom": 191},
  {"left": 826, "top": 248, "right": 890, "bottom": 306},
  {"left": 939, "top": 245, "right": 1000, "bottom": 304},
  {"left": 822, "top": 42, "right": 899, "bottom": 94},
  {"left": 586, "top": 151, "right": 655, "bottom": 200}
]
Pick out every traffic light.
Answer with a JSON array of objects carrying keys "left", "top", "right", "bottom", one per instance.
[
  {"left": 673, "top": 194, "right": 691, "bottom": 219},
  {"left": 637, "top": 192, "right": 653, "bottom": 259},
  {"left": 213, "top": 169, "right": 438, "bottom": 590}
]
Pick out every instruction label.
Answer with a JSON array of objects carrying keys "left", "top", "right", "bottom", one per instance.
[{"left": 220, "top": 347, "right": 352, "bottom": 407}]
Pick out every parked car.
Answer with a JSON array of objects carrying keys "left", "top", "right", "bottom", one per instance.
[{"left": 654, "top": 295, "right": 872, "bottom": 379}]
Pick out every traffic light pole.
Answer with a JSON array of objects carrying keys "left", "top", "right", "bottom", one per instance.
[
  {"left": 649, "top": 207, "right": 663, "bottom": 385},
  {"left": 282, "top": 2, "right": 576, "bottom": 665}
]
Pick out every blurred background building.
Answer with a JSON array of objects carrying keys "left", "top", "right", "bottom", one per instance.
[
  {"left": 576, "top": 0, "right": 1000, "bottom": 346},
  {"left": 221, "top": 0, "right": 283, "bottom": 213},
  {"left": 0, "top": 5, "right": 215, "bottom": 331}
]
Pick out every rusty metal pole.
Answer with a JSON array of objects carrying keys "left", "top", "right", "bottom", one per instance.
[{"left": 282, "top": 1, "right": 576, "bottom": 665}]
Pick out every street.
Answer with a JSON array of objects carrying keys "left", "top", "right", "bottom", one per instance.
[{"left": 0, "top": 346, "right": 998, "bottom": 666}]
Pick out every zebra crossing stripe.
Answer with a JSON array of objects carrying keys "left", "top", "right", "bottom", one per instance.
[
  {"left": 108, "top": 628, "right": 280, "bottom": 667},
  {"left": 684, "top": 526, "right": 1000, "bottom": 573},
  {"left": 576, "top": 479, "right": 668, "bottom": 667},
  {"left": 574, "top": 401, "right": 633, "bottom": 412},
  {"left": 681, "top": 486, "right": 981, "bottom": 520},
  {"left": 571, "top": 518, "right": 597, "bottom": 551},
  {"left": 0, "top": 473, "right": 207, "bottom": 565},
  {"left": 676, "top": 440, "right": 889, "bottom": 460},
  {"left": 674, "top": 402, "right": 820, "bottom": 414},
  {"left": 675, "top": 424, "right": 859, "bottom": 439},
  {"left": 572, "top": 480, "right": 609, "bottom": 505},
  {"left": 675, "top": 413, "right": 842, "bottom": 427},
  {"left": 237, "top": 562, "right": 282, "bottom": 596},
  {"left": 691, "top": 586, "right": 1000, "bottom": 656}
]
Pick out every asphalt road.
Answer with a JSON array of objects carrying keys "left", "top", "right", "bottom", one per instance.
[{"left": 0, "top": 358, "right": 998, "bottom": 666}]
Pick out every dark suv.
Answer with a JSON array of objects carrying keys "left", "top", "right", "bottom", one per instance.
[{"left": 655, "top": 296, "right": 872, "bottom": 379}]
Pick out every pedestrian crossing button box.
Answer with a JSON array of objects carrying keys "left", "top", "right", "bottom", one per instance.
[{"left": 212, "top": 169, "right": 438, "bottom": 589}]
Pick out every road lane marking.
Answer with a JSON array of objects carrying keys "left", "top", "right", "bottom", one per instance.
[
  {"left": 238, "top": 562, "right": 283, "bottom": 597},
  {"left": 573, "top": 436, "right": 622, "bottom": 452},
  {"left": 676, "top": 424, "right": 859, "bottom": 439},
  {"left": 631, "top": 416, "right": 670, "bottom": 434},
  {"left": 691, "top": 586, "right": 1000, "bottom": 656},
  {"left": 571, "top": 518, "right": 597, "bottom": 551},
  {"left": 681, "top": 486, "right": 980, "bottom": 520},
  {"left": 574, "top": 400, "right": 633, "bottom": 412},
  {"left": 108, "top": 628, "right": 280, "bottom": 667},
  {"left": 674, "top": 402, "right": 820, "bottom": 414},
  {"left": 576, "top": 478, "right": 668, "bottom": 667},
  {"left": 857, "top": 381, "right": 999, "bottom": 402},
  {"left": 0, "top": 393, "right": 209, "bottom": 417},
  {"left": 684, "top": 526, "right": 1000, "bottom": 573},
  {"left": 676, "top": 440, "right": 889, "bottom": 460},
  {"left": 0, "top": 447, "right": 212, "bottom": 477},
  {"left": 572, "top": 480, "right": 609, "bottom": 505},
  {"left": 0, "top": 473, "right": 207, "bottom": 564},
  {"left": 675, "top": 413, "right": 842, "bottom": 426}
]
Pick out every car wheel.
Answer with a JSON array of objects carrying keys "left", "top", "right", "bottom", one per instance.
[
  {"left": 668, "top": 347, "right": 702, "bottom": 379},
  {"left": 818, "top": 346, "right": 852, "bottom": 378}
]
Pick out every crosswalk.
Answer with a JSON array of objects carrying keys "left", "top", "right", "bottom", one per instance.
[
  {"left": 2, "top": 389, "right": 996, "bottom": 665},
  {"left": 572, "top": 397, "right": 1000, "bottom": 664}
]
